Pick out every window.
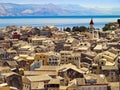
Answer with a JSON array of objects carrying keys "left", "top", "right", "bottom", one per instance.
[
  {"left": 104, "top": 87, "right": 107, "bottom": 90},
  {"left": 75, "top": 57, "right": 76, "bottom": 60},
  {"left": 110, "top": 72, "right": 114, "bottom": 75},
  {"left": 85, "top": 44, "right": 87, "bottom": 46},
  {"left": 81, "top": 87, "right": 84, "bottom": 90},
  {"left": 92, "top": 66, "right": 97, "bottom": 69},
  {"left": 94, "top": 87, "right": 96, "bottom": 90},
  {"left": 49, "top": 58, "right": 51, "bottom": 61},
  {"left": 80, "top": 44, "right": 83, "bottom": 46},
  {"left": 101, "top": 62, "right": 104, "bottom": 65},
  {"left": 88, "top": 87, "right": 91, "bottom": 90},
  {"left": 99, "top": 87, "right": 102, "bottom": 90}
]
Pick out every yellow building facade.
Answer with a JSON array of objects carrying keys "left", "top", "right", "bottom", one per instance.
[
  {"left": 34, "top": 52, "right": 60, "bottom": 66},
  {"left": 34, "top": 53, "right": 49, "bottom": 65}
]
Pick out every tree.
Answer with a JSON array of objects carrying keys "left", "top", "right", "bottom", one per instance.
[
  {"left": 102, "top": 24, "right": 113, "bottom": 31},
  {"left": 103, "top": 24, "right": 110, "bottom": 31},
  {"left": 103, "top": 23, "right": 116, "bottom": 31},
  {"left": 64, "top": 27, "right": 71, "bottom": 32},
  {"left": 117, "top": 19, "right": 120, "bottom": 27},
  {"left": 72, "top": 26, "right": 79, "bottom": 32},
  {"left": 79, "top": 26, "right": 88, "bottom": 32},
  {"left": 72, "top": 26, "right": 88, "bottom": 32}
]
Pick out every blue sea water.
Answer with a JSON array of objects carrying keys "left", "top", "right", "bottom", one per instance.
[{"left": 0, "top": 15, "right": 120, "bottom": 29}]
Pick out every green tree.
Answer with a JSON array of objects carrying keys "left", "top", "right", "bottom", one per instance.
[
  {"left": 117, "top": 19, "right": 120, "bottom": 27},
  {"left": 72, "top": 26, "right": 79, "bottom": 32},
  {"left": 72, "top": 26, "right": 88, "bottom": 32},
  {"left": 64, "top": 27, "right": 71, "bottom": 32},
  {"left": 103, "top": 24, "right": 110, "bottom": 31},
  {"left": 103, "top": 24, "right": 116, "bottom": 31},
  {"left": 79, "top": 26, "right": 88, "bottom": 32}
]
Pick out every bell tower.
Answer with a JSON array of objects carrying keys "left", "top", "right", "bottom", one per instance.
[
  {"left": 89, "top": 19, "right": 95, "bottom": 39},
  {"left": 89, "top": 19, "right": 100, "bottom": 40},
  {"left": 90, "top": 18, "right": 94, "bottom": 29}
]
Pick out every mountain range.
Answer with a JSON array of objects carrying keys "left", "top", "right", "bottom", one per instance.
[{"left": 0, "top": 3, "right": 119, "bottom": 16}]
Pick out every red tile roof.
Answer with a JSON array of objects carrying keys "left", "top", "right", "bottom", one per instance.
[{"left": 90, "top": 19, "right": 94, "bottom": 25}]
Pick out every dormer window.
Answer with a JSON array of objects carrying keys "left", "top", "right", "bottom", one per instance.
[
  {"left": 49, "top": 58, "right": 51, "bottom": 61},
  {"left": 85, "top": 44, "right": 87, "bottom": 46},
  {"left": 102, "top": 56, "right": 104, "bottom": 58},
  {"left": 101, "top": 62, "right": 104, "bottom": 65},
  {"left": 80, "top": 44, "right": 83, "bottom": 46}
]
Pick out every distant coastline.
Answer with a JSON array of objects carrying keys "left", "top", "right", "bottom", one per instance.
[
  {"left": 0, "top": 15, "right": 120, "bottom": 19},
  {"left": 0, "top": 16, "right": 119, "bottom": 28}
]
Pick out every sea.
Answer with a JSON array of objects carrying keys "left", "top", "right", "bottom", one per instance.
[{"left": 0, "top": 16, "right": 120, "bottom": 29}]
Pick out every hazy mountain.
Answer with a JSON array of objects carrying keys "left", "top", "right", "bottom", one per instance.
[{"left": 0, "top": 3, "right": 119, "bottom": 16}]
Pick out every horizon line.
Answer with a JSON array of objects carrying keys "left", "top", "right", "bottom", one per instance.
[{"left": 0, "top": 15, "right": 120, "bottom": 19}]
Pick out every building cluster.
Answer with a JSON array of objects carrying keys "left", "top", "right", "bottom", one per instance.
[{"left": 0, "top": 19, "right": 120, "bottom": 90}]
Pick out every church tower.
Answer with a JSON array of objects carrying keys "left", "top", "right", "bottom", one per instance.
[
  {"left": 89, "top": 19, "right": 99, "bottom": 40},
  {"left": 89, "top": 19, "right": 95, "bottom": 39},
  {"left": 90, "top": 18, "right": 94, "bottom": 29}
]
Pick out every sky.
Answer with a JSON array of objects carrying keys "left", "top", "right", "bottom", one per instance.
[{"left": 0, "top": 0, "right": 119, "bottom": 8}]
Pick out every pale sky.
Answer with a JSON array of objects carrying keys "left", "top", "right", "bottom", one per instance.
[{"left": 0, "top": 0, "right": 119, "bottom": 8}]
